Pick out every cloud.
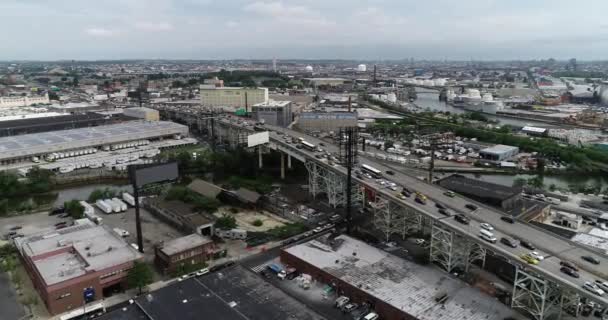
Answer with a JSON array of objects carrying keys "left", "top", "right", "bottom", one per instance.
[
  {"left": 225, "top": 21, "right": 239, "bottom": 28},
  {"left": 84, "top": 27, "right": 116, "bottom": 37},
  {"left": 134, "top": 21, "right": 174, "bottom": 31}
]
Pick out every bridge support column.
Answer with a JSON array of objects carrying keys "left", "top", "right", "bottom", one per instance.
[
  {"left": 511, "top": 268, "right": 561, "bottom": 320},
  {"left": 305, "top": 161, "right": 324, "bottom": 198},
  {"left": 429, "top": 223, "right": 467, "bottom": 273},
  {"left": 287, "top": 155, "right": 292, "bottom": 169},
  {"left": 258, "top": 147, "right": 263, "bottom": 169},
  {"left": 280, "top": 153, "right": 285, "bottom": 180},
  {"left": 559, "top": 290, "right": 580, "bottom": 319}
]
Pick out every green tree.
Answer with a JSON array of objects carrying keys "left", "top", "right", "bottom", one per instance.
[
  {"left": 252, "top": 219, "right": 263, "bottom": 227},
  {"left": 64, "top": 200, "right": 85, "bottom": 219},
  {"left": 127, "top": 261, "right": 153, "bottom": 294},
  {"left": 214, "top": 213, "right": 237, "bottom": 230},
  {"left": 548, "top": 184, "right": 557, "bottom": 192},
  {"left": 527, "top": 176, "right": 544, "bottom": 189},
  {"left": 513, "top": 178, "right": 527, "bottom": 188}
]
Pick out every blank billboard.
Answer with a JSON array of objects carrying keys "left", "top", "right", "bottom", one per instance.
[
  {"left": 247, "top": 131, "right": 269, "bottom": 148},
  {"left": 131, "top": 162, "right": 179, "bottom": 186}
]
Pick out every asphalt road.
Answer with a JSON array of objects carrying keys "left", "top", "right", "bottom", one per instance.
[
  {"left": 0, "top": 272, "right": 25, "bottom": 320},
  {"left": 250, "top": 122, "right": 608, "bottom": 306}
]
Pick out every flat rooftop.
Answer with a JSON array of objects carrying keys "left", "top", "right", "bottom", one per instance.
[
  {"left": 252, "top": 100, "right": 291, "bottom": 107},
  {"left": 98, "top": 265, "right": 326, "bottom": 320},
  {"left": 480, "top": 144, "right": 518, "bottom": 155},
  {"left": 0, "top": 120, "right": 188, "bottom": 160},
  {"left": 16, "top": 221, "right": 142, "bottom": 286},
  {"left": 438, "top": 174, "right": 521, "bottom": 201},
  {"left": 284, "top": 234, "right": 519, "bottom": 320},
  {"left": 159, "top": 234, "right": 212, "bottom": 256}
]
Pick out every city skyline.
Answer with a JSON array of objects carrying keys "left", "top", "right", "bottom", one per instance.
[{"left": 1, "top": 0, "right": 608, "bottom": 60}]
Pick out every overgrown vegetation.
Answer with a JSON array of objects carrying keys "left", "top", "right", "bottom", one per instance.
[
  {"left": 127, "top": 261, "right": 154, "bottom": 294},
  {"left": 214, "top": 213, "right": 237, "bottom": 230},
  {"left": 64, "top": 200, "right": 85, "bottom": 219},
  {"left": 88, "top": 188, "right": 119, "bottom": 202},
  {"left": 170, "top": 261, "right": 208, "bottom": 278},
  {"left": 0, "top": 168, "right": 56, "bottom": 216},
  {"left": 252, "top": 219, "right": 263, "bottom": 227},
  {"left": 225, "top": 176, "right": 273, "bottom": 194},
  {"left": 267, "top": 222, "right": 308, "bottom": 239},
  {"left": 165, "top": 186, "right": 221, "bottom": 213}
]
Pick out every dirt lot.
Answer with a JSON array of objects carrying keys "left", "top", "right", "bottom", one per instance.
[{"left": 214, "top": 207, "right": 290, "bottom": 232}]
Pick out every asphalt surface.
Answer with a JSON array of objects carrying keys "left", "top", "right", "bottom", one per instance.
[
  {"left": 0, "top": 272, "right": 25, "bottom": 320},
  {"left": 217, "top": 118, "right": 608, "bottom": 307}
]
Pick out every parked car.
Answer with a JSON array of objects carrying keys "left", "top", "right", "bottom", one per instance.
[
  {"left": 465, "top": 204, "right": 478, "bottom": 210},
  {"left": 54, "top": 221, "right": 67, "bottom": 227},
  {"left": 520, "top": 241, "right": 536, "bottom": 250},
  {"left": 560, "top": 266, "right": 579, "bottom": 278},
  {"left": 343, "top": 303, "right": 358, "bottom": 313},
  {"left": 48, "top": 206, "right": 65, "bottom": 216},
  {"left": 500, "top": 216, "right": 515, "bottom": 224},
  {"left": 454, "top": 214, "right": 470, "bottom": 225},
  {"left": 500, "top": 237, "right": 518, "bottom": 248},
  {"left": 385, "top": 170, "right": 395, "bottom": 175},
  {"left": 582, "top": 255, "right": 601, "bottom": 265}
]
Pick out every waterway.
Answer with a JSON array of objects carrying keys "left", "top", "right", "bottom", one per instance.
[{"left": 54, "top": 183, "right": 132, "bottom": 206}]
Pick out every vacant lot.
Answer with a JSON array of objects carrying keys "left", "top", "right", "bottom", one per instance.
[{"left": 214, "top": 207, "right": 290, "bottom": 232}]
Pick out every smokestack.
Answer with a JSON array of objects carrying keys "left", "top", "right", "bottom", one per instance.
[{"left": 348, "top": 96, "right": 352, "bottom": 112}]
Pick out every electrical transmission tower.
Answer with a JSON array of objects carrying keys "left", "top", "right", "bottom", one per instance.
[
  {"left": 337, "top": 126, "right": 359, "bottom": 234},
  {"left": 423, "top": 132, "right": 455, "bottom": 183}
]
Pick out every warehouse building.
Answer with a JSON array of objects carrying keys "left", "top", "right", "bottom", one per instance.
[
  {"left": 0, "top": 120, "right": 188, "bottom": 164},
  {"left": 123, "top": 107, "right": 160, "bottom": 121},
  {"left": 14, "top": 221, "right": 142, "bottom": 315},
  {"left": 0, "top": 112, "right": 112, "bottom": 137},
  {"left": 251, "top": 100, "right": 293, "bottom": 127},
  {"left": 154, "top": 234, "right": 215, "bottom": 275},
  {"left": 479, "top": 144, "right": 519, "bottom": 163},
  {"left": 200, "top": 86, "right": 268, "bottom": 108},
  {"left": 437, "top": 174, "right": 522, "bottom": 210},
  {"left": 280, "top": 234, "right": 518, "bottom": 320},
  {"left": 296, "top": 111, "right": 358, "bottom": 131}
]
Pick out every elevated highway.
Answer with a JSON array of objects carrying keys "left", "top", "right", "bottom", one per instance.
[{"left": 156, "top": 106, "right": 608, "bottom": 320}]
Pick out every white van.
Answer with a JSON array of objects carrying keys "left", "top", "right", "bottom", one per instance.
[
  {"left": 364, "top": 312, "right": 379, "bottom": 320},
  {"left": 479, "top": 229, "right": 497, "bottom": 243}
]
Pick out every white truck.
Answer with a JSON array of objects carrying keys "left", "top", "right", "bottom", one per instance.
[
  {"left": 95, "top": 199, "right": 113, "bottom": 214},
  {"left": 122, "top": 193, "right": 136, "bottom": 206},
  {"left": 113, "top": 228, "right": 129, "bottom": 237},
  {"left": 112, "top": 197, "right": 128, "bottom": 212}
]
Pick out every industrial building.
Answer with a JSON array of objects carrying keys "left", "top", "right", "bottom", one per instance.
[
  {"left": 479, "top": 144, "right": 519, "bottom": 162},
  {"left": 0, "top": 93, "right": 50, "bottom": 108},
  {"left": 0, "top": 120, "right": 188, "bottom": 164},
  {"left": 296, "top": 111, "right": 358, "bottom": 131},
  {"left": 154, "top": 234, "right": 215, "bottom": 275},
  {"left": 302, "top": 78, "right": 349, "bottom": 87},
  {"left": 144, "top": 198, "right": 215, "bottom": 237},
  {"left": 14, "top": 221, "right": 142, "bottom": 315},
  {"left": 280, "top": 234, "right": 518, "bottom": 320},
  {"left": 123, "top": 107, "right": 160, "bottom": 121},
  {"left": 199, "top": 86, "right": 268, "bottom": 108},
  {"left": 437, "top": 175, "right": 522, "bottom": 210},
  {"left": 48, "top": 102, "right": 111, "bottom": 113},
  {"left": 0, "top": 112, "right": 112, "bottom": 137},
  {"left": 251, "top": 100, "right": 293, "bottom": 127}
]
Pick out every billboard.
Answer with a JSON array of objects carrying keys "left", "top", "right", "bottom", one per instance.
[
  {"left": 247, "top": 131, "right": 269, "bottom": 148},
  {"left": 130, "top": 162, "right": 179, "bottom": 187}
]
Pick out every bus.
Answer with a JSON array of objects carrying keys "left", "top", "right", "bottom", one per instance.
[
  {"left": 301, "top": 140, "right": 317, "bottom": 151},
  {"left": 361, "top": 164, "right": 382, "bottom": 178}
]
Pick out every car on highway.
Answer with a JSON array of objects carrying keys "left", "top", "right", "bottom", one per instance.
[
  {"left": 520, "top": 241, "right": 536, "bottom": 250},
  {"left": 313, "top": 227, "right": 323, "bottom": 233},
  {"left": 465, "top": 204, "right": 478, "bottom": 210},
  {"left": 400, "top": 190, "right": 411, "bottom": 198},
  {"left": 385, "top": 170, "right": 395, "bottom": 176},
  {"left": 480, "top": 223, "right": 494, "bottom": 231},
  {"left": 500, "top": 216, "right": 515, "bottom": 224},
  {"left": 454, "top": 214, "right": 470, "bottom": 225},
  {"left": 560, "top": 266, "right": 579, "bottom": 278},
  {"left": 435, "top": 203, "right": 446, "bottom": 210},
  {"left": 582, "top": 255, "right": 601, "bottom": 265},
  {"left": 500, "top": 237, "right": 518, "bottom": 248},
  {"left": 529, "top": 251, "right": 545, "bottom": 261},
  {"left": 595, "top": 280, "right": 608, "bottom": 292},
  {"left": 444, "top": 191, "right": 455, "bottom": 198},
  {"left": 559, "top": 260, "right": 579, "bottom": 271},
  {"left": 9, "top": 226, "right": 22, "bottom": 231},
  {"left": 583, "top": 282, "right": 605, "bottom": 296},
  {"left": 438, "top": 209, "right": 452, "bottom": 216},
  {"left": 54, "top": 221, "right": 67, "bottom": 227},
  {"left": 520, "top": 253, "right": 539, "bottom": 265}
]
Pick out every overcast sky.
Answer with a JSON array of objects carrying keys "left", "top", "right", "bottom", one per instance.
[{"left": 1, "top": 0, "right": 607, "bottom": 60}]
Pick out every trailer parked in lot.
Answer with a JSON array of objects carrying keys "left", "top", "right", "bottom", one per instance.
[
  {"left": 122, "top": 193, "right": 136, "bottom": 206},
  {"left": 107, "top": 199, "right": 121, "bottom": 213},
  {"left": 95, "top": 200, "right": 113, "bottom": 214},
  {"left": 112, "top": 198, "right": 128, "bottom": 212}
]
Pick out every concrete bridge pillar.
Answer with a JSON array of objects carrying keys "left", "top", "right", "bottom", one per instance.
[
  {"left": 281, "top": 152, "right": 285, "bottom": 179},
  {"left": 287, "top": 154, "right": 292, "bottom": 169},
  {"left": 258, "top": 146, "right": 263, "bottom": 169}
]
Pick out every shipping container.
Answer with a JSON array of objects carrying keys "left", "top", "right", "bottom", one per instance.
[{"left": 95, "top": 199, "right": 113, "bottom": 214}]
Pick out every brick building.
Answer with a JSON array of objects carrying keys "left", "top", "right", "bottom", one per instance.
[
  {"left": 14, "top": 221, "right": 142, "bottom": 315},
  {"left": 155, "top": 234, "right": 215, "bottom": 275}
]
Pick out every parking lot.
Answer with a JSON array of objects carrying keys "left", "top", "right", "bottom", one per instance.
[{"left": 0, "top": 211, "right": 68, "bottom": 239}]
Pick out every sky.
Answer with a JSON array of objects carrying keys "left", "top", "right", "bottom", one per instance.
[{"left": 1, "top": 0, "right": 608, "bottom": 61}]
